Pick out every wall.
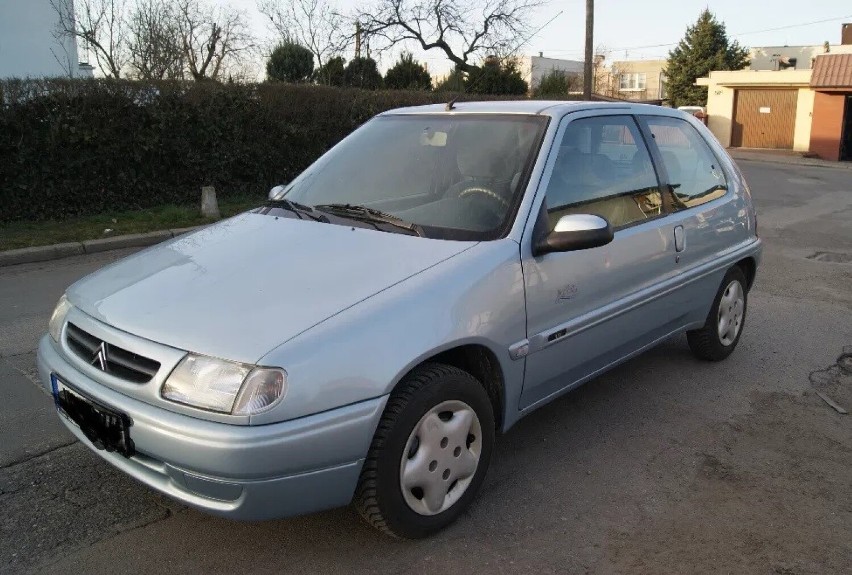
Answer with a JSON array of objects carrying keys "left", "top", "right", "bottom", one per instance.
[
  {"left": 610, "top": 59, "right": 667, "bottom": 100},
  {"left": 0, "top": 0, "right": 79, "bottom": 79},
  {"left": 749, "top": 45, "right": 852, "bottom": 70},
  {"left": 809, "top": 92, "right": 846, "bottom": 160},
  {"left": 793, "top": 88, "right": 815, "bottom": 151},
  {"left": 519, "top": 55, "right": 584, "bottom": 90},
  {"left": 704, "top": 83, "right": 736, "bottom": 146}
]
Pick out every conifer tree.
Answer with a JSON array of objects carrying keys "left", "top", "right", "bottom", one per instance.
[{"left": 666, "top": 10, "right": 749, "bottom": 107}]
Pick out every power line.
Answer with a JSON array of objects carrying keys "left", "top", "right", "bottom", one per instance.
[
  {"left": 733, "top": 14, "right": 852, "bottom": 37},
  {"left": 536, "top": 13, "right": 852, "bottom": 56}
]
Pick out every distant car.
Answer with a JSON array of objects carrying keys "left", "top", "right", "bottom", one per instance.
[
  {"left": 38, "top": 102, "right": 761, "bottom": 538},
  {"left": 677, "top": 105, "right": 707, "bottom": 117}
]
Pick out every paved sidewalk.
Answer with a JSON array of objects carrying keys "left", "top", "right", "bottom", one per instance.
[{"left": 729, "top": 148, "right": 852, "bottom": 170}]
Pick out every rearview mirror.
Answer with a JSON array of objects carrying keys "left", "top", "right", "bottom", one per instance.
[
  {"left": 534, "top": 214, "right": 614, "bottom": 256},
  {"left": 268, "top": 184, "right": 287, "bottom": 200}
]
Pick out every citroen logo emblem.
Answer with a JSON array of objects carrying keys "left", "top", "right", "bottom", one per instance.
[{"left": 92, "top": 342, "right": 109, "bottom": 371}]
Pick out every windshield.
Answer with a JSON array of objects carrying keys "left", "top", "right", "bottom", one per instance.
[{"left": 277, "top": 114, "right": 548, "bottom": 240}]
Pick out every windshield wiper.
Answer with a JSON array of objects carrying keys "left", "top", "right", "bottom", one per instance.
[
  {"left": 314, "top": 203, "right": 425, "bottom": 237},
  {"left": 266, "top": 198, "right": 330, "bottom": 223}
]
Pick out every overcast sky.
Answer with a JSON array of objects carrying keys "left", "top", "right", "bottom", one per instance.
[{"left": 229, "top": 0, "right": 852, "bottom": 78}]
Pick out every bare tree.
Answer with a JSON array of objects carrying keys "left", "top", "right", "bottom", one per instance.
[
  {"left": 357, "top": 0, "right": 543, "bottom": 74},
  {"left": 127, "top": 0, "right": 185, "bottom": 80},
  {"left": 259, "top": 0, "right": 349, "bottom": 74},
  {"left": 175, "top": 0, "right": 255, "bottom": 81},
  {"left": 591, "top": 48, "right": 624, "bottom": 98},
  {"left": 48, "top": 36, "right": 76, "bottom": 77},
  {"left": 51, "top": 0, "right": 130, "bottom": 78}
]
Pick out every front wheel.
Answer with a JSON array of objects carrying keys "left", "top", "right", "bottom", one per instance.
[
  {"left": 687, "top": 266, "right": 748, "bottom": 361},
  {"left": 354, "top": 363, "right": 495, "bottom": 538}
]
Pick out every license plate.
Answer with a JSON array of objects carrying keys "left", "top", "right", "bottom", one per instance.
[{"left": 51, "top": 374, "right": 135, "bottom": 457}]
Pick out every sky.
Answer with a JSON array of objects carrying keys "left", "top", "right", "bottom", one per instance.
[{"left": 229, "top": 0, "right": 852, "bottom": 77}]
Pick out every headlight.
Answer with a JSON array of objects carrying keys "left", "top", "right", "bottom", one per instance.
[
  {"left": 161, "top": 354, "right": 287, "bottom": 415},
  {"left": 49, "top": 294, "right": 72, "bottom": 342}
]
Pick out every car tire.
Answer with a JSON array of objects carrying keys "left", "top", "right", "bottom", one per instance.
[
  {"left": 687, "top": 265, "right": 748, "bottom": 361},
  {"left": 354, "top": 362, "right": 495, "bottom": 539}
]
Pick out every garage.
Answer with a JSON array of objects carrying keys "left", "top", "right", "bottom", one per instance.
[
  {"left": 809, "top": 54, "right": 852, "bottom": 161},
  {"left": 731, "top": 89, "right": 799, "bottom": 149}
]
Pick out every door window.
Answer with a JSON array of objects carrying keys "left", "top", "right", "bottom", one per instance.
[
  {"left": 644, "top": 116, "right": 728, "bottom": 209},
  {"left": 544, "top": 115, "right": 662, "bottom": 229}
]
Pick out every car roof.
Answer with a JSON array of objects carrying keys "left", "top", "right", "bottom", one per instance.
[{"left": 380, "top": 100, "right": 678, "bottom": 118}]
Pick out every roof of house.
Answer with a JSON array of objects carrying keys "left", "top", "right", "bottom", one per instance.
[{"left": 811, "top": 54, "right": 852, "bottom": 88}]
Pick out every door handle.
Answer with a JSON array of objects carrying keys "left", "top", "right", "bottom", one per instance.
[{"left": 674, "top": 225, "right": 686, "bottom": 253}]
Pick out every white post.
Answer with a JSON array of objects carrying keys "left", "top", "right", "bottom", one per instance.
[{"left": 201, "top": 186, "right": 220, "bottom": 219}]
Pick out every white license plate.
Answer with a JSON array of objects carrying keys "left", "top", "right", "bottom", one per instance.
[{"left": 51, "top": 374, "right": 135, "bottom": 456}]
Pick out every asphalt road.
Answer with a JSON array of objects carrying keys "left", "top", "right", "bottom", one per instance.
[{"left": 1, "top": 160, "right": 850, "bottom": 574}]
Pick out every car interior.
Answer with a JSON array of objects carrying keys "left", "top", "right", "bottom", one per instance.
[
  {"left": 391, "top": 119, "right": 539, "bottom": 233},
  {"left": 545, "top": 120, "right": 663, "bottom": 229}
]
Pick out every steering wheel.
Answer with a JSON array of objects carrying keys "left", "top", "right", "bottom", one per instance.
[{"left": 458, "top": 187, "right": 510, "bottom": 209}]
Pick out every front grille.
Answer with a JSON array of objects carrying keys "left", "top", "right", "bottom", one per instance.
[{"left": 65, "top": 323, "right": 161, "bottom": 384}]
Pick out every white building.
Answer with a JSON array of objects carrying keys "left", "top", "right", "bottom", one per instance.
[
  {"left": 518, "top": 53, "right": 584, "bottom": 90},
  {"left": 749, "top": 43, "right": 852, "bottom": 71},
  {"left": 0, "top": 0, "right": 92, "bottom": 78}
]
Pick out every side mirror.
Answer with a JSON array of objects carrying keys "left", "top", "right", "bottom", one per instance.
[
  {"left": 534, "top": 214, "right": 614, "bottom": 256},
  {"left": 268, "top": 184, "right": 287, "bottom": 200}
]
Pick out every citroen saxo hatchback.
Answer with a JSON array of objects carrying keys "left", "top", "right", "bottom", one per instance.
[{"left": 38, "top": 101, "right": 761, "bottom": 538}]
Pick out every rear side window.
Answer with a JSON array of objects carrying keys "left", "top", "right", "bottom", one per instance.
[
  {"left": 544, "top": 115, "right": 663, "bottom": 229},
  {"left": 644, "top": 117, "right": 727, "bottom": 209}
]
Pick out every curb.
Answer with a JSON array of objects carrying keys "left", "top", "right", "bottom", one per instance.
[
  {"left": 729, "top": 151, "right": 852, "bottom": 171},
  {"left": 0, "top": 226, "right": 203, "bottom": 268}
]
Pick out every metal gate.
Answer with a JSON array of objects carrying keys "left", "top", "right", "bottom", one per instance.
[{"left": 732, "top": 89, "right": 798, "bottom": 149}]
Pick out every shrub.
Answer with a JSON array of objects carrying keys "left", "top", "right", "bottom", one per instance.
[
  {"left": 315, "top": 56, "right": 346, "bottom": 86},
  {"left": 466, "top": 58, "right": 528, "bottom": 95},
  {"left": 533, "top": 69, "right": 580, "bottom": 98},
  {"left": 266, "top": 42, "right": 315, "bottom": 83},
  {"left": 0, "top": 78, "right": 489, "bottom": 222},
  {"left": 434, "top": 69, "right": 466, "bottom": 93},
  {"left": 384, "top": 53, "right": 432, "bottom": 91},
  {"left": 344, "top": 57, "right": 383, "bottom": 90}
]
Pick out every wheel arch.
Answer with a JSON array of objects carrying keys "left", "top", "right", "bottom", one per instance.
[
  {"left": 393, "top": 343, "right": 506, "bottom": 432},
  {"left": 736, "top": 256, "right": 757, "bottom": 291}
]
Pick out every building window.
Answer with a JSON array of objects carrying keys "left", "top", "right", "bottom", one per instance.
[
  {"left": 659, "top": 72, "right": 667, "bottom": 99},
  {"left": 619, "top": 72, "right": 646, "bottom": 91}
]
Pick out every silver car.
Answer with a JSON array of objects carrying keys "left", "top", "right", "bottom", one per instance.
[{"left": 38, "top": 101, "right": 761, "bottom": 538}]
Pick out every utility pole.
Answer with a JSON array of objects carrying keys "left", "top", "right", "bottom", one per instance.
[
  {"left": 583, "top": 0, "right": 594, "bottom": 100},
  {"left": 355, "top": 21, "right": 362, "bottom": 59}
]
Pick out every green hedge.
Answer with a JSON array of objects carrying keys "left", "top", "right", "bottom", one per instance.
[{"left": 0, "top": 79, "right": 477, "bottom": 222}]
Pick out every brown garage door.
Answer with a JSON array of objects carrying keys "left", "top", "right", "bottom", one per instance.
[{"left": 732, "top": 89, "right": 798, "bottom": 149}]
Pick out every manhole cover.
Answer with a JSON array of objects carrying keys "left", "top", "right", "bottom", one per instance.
[{"left": 807, "top": 251, "right": 852, "bottom": 264}]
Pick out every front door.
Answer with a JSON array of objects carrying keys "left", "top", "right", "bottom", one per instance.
[
  {"left": 841, "top": 95, "right": 852, "bottom": 162},
  {"left": 519, "top": 112, "right": 682, "bottom": 410}
]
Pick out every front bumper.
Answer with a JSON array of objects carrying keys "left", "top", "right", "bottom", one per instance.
[{"left": 37, "top": 335, "right": 388, "bottom": 520}]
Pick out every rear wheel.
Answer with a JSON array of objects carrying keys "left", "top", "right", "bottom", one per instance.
[
  {"left": 354, "top": 363, "right": 495, "bottom": 538},
  {"left": 687, "top": 266, "right": 748, "bottom": 361}
]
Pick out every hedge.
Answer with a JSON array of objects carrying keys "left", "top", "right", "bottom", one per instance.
[{"left": 0, "top": 79, "right": 487, "bottom": 222}]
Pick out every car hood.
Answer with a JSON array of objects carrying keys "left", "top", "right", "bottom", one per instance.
[{"left": 68, "top": 213, "right": 476, "bottom": 363}]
